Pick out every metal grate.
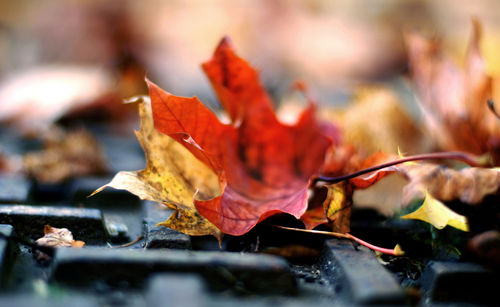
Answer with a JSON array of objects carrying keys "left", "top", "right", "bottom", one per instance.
[{"left": 0, "top": 128, "right": 497, "bottom": 306}]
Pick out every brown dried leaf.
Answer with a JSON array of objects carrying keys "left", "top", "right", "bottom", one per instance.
[
  {"left": 400, "top": 164, "right": 500, "bottom": 206},
  {"left": 36, "top": 225, "right": 85, "bottom": 248},
  {"left": 23, "top": 127, "right": 108, "bottom": 183}
]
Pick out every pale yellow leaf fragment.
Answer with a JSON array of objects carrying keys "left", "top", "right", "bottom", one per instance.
[
  {"left": 401, "top": 192, "right": 469, "bottom": 232},
  {"left": 91, "top": 96, "right": 222, "bottom": 239},
  {"left": 324, "top": 182, "right": 352, "bottom": 233}
]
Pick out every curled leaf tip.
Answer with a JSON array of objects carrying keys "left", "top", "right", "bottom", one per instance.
[
  {"left": 393, "top": 244, "right": 405, "bottom": 256},
  {"left": 123, "top": 95, "right": 148, "bottom": 105},
  {"left": 88, "top": 186, "right": 106, "bottom": 198},
  {"left": 218, "top": 36, "right": 233, "bottom": 49}
]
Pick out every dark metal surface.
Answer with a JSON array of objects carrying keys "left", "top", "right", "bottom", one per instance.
[{"left": 0, "top": 129, "right": 497, "bottom": 307}]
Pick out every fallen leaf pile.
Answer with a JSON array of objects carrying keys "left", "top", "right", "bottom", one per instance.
[
  {"left": 36, "top": 225, "right": 85, "bottom": 248},
  {"left": 97, "top": 37, "right": 338, "bottom": 237},
  {"left": 402, "top": 22, "right": 500, "bottom": 265},
  {"left": 88, "top": 29, "right": 500, "bottom": 265},
  {"left": 24, "top": 127, "right": 108, "bottom": 183}
]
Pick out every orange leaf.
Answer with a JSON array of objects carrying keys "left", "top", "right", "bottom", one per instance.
[{"left": 348, "top": 152, "right": 399, "bottom": 189}]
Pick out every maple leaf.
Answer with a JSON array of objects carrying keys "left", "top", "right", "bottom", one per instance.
[
  {"left": 148, "top": 37, "right": 336, "bottom": 236},
  {"left": 36, "top": 225, "right": 85, "bottom": 248},
  {"left": 406, "top": 20, "right": 500, "bottom": 163},
  {"left": 92, "top": 96, "right": 222, "bottom": 239}
]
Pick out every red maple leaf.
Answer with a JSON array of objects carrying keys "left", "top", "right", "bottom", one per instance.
[{"left": 148, "top": 37, "right": 338, "bottom": 235}]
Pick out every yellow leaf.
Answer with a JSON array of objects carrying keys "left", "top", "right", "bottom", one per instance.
[
  {"left": 91, "top": 96, "right": 222, "bottom": 240},
  {"left": 401, "top": 192, "right": 469, "bottom": 232}
]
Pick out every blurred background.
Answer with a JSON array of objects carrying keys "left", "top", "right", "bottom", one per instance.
[
  {"left": 0, "top": 0, "right": 499, "bottom": 128},
  {"left": 1, "top": 0, "right": 500, "bottom": 178}
]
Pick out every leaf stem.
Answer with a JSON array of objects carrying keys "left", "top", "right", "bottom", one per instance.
[
  {"left": 108, "top": 235, "right": 144, "bottom": 248},
  {"left": 316, "top": 151, "right": 482, "bottom": 184},
  {"left": 274, "top": 225, "right": 404, "bottom": 256}
]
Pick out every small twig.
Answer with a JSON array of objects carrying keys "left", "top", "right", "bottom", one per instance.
[
  {"left": 142, "top": 223, "right": 149, "bottom": 249},
  {"left": 315, "top": 151, "right": 482, "bottom": 184},
  {"left": 254, "top": 236, "right": 260, "bottom": 252},
  {"left": 109, "top": 235, "right": 144, "bottom": 248},
  {"left": 274, "top": 225, "right": 404, "bottom": 256}
]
